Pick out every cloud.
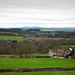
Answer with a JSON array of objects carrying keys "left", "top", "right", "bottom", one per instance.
[
  {"left": 0, "top": 0, "right": 75, "bottom": 10},
  {"left": 0, "top": 0, "right": 75, "bottom": 27}
]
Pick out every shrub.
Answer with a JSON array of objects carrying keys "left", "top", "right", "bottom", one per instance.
[
  {"left": 36, "top": 56, "right": 51, "bottom": 58},
  {"left": 69, "top": 49, "right": 74, "bottom": 56},
  {"left": 0, "top": 69, "right": 15, "bottom": 72},
  {"left": 16, "top": 43, "right": 36, "bottom": 57},
  {"left": 65, "top": 54, "right": 70, "bottom": 58}
]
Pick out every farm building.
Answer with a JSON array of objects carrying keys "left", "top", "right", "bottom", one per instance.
[
  {"left": 56, "top": 49, "right": 65, "bottom": 57},
  {"left": 64, "top": 49, "right": 71, "bottom": 55},
  {"left": 49, "top": 49, "right": 71, "bottom": 57},
  {"left": 49, "top": 50, "right": 56, "bottom": 56}
]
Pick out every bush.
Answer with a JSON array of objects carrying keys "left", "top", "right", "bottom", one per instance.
[
  {"left": 65, "top": 54, "right": 70, "bottom": 58},
  {"left": 69, "top": 49, "right": 74, "bottom": 56},
  {"left": 0, "top": 69, "right": 15, "bottom": 72},
  {"left": 36, "top": 56, "right": 51, "bottom": 58},
  {"left": 19, "top": 68, "right": 33, "bottom": 72},
  {"left": 16, "top": 43, "right": 36, "bottom": 57}
]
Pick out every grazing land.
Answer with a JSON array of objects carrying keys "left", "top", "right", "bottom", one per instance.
[
  {"left": 0, "top": 71, "right": 75, "bottom": 75},
  {"left": 50, "top": 32, "right": 59, "bottom": 36},
  {"left": 62, "top": 45, "right": 75, "bottom": 48},
  {"left": 70, "top": 45, "right": 75, "bottom": 47},
  {"left": 0, "top": 36, "right": 30, "bottom": 42},
  {"left": 0, "top": 58, "right": 75, "bottom": 69},
  {"left": 0, "top": 29, "right": 75, "bottom": 75}
]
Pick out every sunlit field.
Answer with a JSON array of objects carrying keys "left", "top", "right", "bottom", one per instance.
[
  {"left": 0, "top": 58, "right": 75, "bottom": 69},
  {"left": 0, "top": 36, "right": 30, "bottom": 42}
]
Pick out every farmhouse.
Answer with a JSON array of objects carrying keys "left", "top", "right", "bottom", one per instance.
[
  {"left": 56, "top": 49, "right": 65, "bottom": 57},
  {"left": 49, "top": 50, "right": 56, "bottom": 56},
  {"left": 49, "top": 49, "right": 71, "bottom": 57},
  {"left": 64, "top": 49, "right": 71, "bottom": 55}
]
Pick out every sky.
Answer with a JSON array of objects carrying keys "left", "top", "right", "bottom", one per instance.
[{"left": 0, "top": 0, "right": 75, "bottom": 28}]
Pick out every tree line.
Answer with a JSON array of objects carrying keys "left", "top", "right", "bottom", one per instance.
[
  {"left": 0, "top": 28, "right": 75, "bottom": 38},
  {"left": 0, "top": 39, "right": 75, "bottom": 57}
]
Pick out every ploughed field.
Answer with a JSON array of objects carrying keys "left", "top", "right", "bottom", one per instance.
[
  {"left": 0, "top": 71, "right": 75, "bottom": 75},
  {"left": 0, "top": 58, "right": 75, "bottom": 69},
  {"left": 27, "top": 37, "right": 63, "bottom": 41}
]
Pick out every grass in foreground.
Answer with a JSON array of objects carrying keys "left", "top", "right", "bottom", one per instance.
[
  {"left": 0, "top": 58, "right": 75, "bottom": 69},
  {"left": 0, "top": 36, "right": 30, "bottom": 42},
  {"left": 0, "top": 71, "right": 75, "bottom": 75}
]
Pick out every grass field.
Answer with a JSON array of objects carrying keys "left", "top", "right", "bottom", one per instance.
[
  {"left": 50, "top": 32, "right": 59, "bottom": 36},
  {"left": 40, "top": 29, "right": 56, "bottom": 31},
  {"left": 0, "top": 71, "right": 75, "bottom": 75},
  {"left": 0, "top": 58, "right": 75, "bottom": 69},
  {"left": 62, "top": 45, "right": 75, "bottom": 48},
  {"left": 70, "top": 45, "right": 75, "bottom": 47},
  {"left": 0, "top": 36, "right": 31, "bottom": 42}
]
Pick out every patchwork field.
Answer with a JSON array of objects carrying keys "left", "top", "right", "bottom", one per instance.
[
  {"left": 0, "top": 58, "right": 75, "bottom": 69},
  {"left": 0, "top": 36, "right": 30, "bottom": 42},
  {"left": 50, "top": 32, "right": 59, "bottom": 36}
]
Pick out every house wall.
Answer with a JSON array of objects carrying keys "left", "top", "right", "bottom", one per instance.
[
  {"left": 49, "top": 50, "right": 56, "bottom": 56},
  {"left": 64, "top": 50, "right": 71, "bottom": 55},
  {"left": 49, "top": 49, "right": 69, "bottom": 57},
  {"left": 56, "top": 49, "right": 65, "bottom": 57}
]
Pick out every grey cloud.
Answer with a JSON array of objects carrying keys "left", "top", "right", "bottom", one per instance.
[
  {"left": 0, "top": 0, "right": 75, "bottom": 27},
  {"left": 0, "top": 15, "right": 9, "bottom": 17},
  {"left": 0, "top": 0, "right": 75, "bottom": 10},
  {"left": 14, "top": 16, "right": 75, "bottom": 22}
]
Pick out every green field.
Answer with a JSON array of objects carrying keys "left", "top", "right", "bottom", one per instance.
[
  {"left": 0, "top": 36, "right": 31, "bottom": 42},
  {"left": 40, "top": 29, "right": 56, "bottom": 31},
  {"left": 0, "top": 58, "right": 75, "bottom": 69},
  {"left": 62, "top": 45, "right": 75, "bottom": 48},
  {"left": 0, "top": 71, "right": 75, "bottom": 75},
  {"left": 50, "top": 32, "right": 59, "bottom": 36},
  {"left": 70, "top": 45, "right": 75, "bottom": 47}
]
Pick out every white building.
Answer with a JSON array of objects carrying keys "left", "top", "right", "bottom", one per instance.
[{"left": 49, "top": 50, "right": 56, "bottom": 56}]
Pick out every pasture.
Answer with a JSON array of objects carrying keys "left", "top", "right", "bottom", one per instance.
[
  {"left": 62, "top": 45, "right": 75, "bottom": 48},
  {"left": 70, "top": 45, "right": 75, "bottom": 47},
  {"left": 0, "top": 71, "right": 75, "bottom": 75},
  {"left": 0, "top": 58, "right": 75, "bottom": 69},
  {"left": 0, "top": 36, "right": 30, "bottom": 42},
  {"left": 50, "top": 32, "right": 59, "bottom": 36}
]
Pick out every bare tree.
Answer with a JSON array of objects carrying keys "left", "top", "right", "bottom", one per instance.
[{"left": 16, "top": 43, "right": 36, "bottom": 57}]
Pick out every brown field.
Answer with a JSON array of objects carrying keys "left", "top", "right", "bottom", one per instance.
[
  {"left": 0, "top": 53, "right": 49, "bottom": 58},
  {"left": 0, "top": 55, "right": 20, "bottom": 58},
  {"left": 27, "top": 37, "right": 64, "bottom": 41}
]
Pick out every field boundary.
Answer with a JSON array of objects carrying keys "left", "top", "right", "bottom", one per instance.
[{"left": 0, "top": 67, "right": 75, "bottom": 73}]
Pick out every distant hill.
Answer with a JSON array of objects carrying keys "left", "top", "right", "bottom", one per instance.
[
  {"left": 22, "top": 27, "right": 75, "bottom": 32},
  {"left": 0, "top": 26, "right": 75, "bottom": 32},
  {"left": 22, "top": 26, "right": 41, "bottom": 29},
  {"left": 49, "top": 27, "right": 75, "bottom": 32}
]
